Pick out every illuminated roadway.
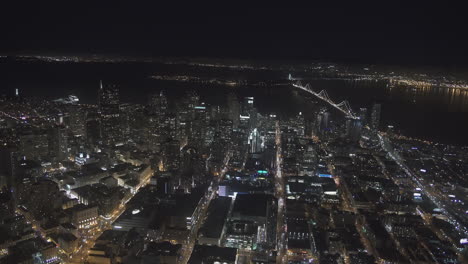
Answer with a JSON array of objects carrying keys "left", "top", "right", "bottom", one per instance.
[
  {"left": 69, "top": 167, "right": 155, "bottom": 263},
  {"left": 292, "top": 82, "right": 358, "bottom": 119},
  {"left": 179, "top": 151, "right": 231, "bottom": 264},
  {"left": 291, "top": 80, "right": 468, "bottom": 255},
  {"left": 275, "top": 121, "right": 287, "bottom": 264},
  {"left": 378, "top": 133, "right": 468, "bottom": 237}
]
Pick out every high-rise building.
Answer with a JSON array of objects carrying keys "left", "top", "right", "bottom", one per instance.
[
  {"left": 358, "top": 107, "right": 368, "bottom": 126},
  {"left": 190, "top": 103, "right": 208, "bottom": 150},
  {"left": 98, "top": 81, "right": 121, "bottom": 145},
  {"left": 19, "top": 129, "right": 49, "bottom": 161},
  {"left": 218, "top": 119, "right": 233, "bottom": 142},
  {"left": 66, "top": 105, "right": 86, "bottom": 137},
  {"left": 316, "top": 110, "right": 330, "bottom": 134},
  {"left": 175, "top": 91, "right": 199, "bottom": 146},
  {"left": 370, "top": 103, "right": 381, "bottom": 130},
  {"left": 86, "top": 111, "right": 101, "bottom": 145},
  {"left": 227, "top": 92, "right": 240, "bottom": 128},
  {"left": 345, "top": 117, "right": 363, "bottom": 142},
  {"left": 161, "top": 138, "right": 181, "bottom": 172},
  {"left": 248, "top": 128, "right": 263, "bottom": 153},
  {"left": 0, "top": 146, "right": 18, "bottom": 213},
  {"left": 148, "top": 91, "right": 171, "bottom": 151},
  {"left": 290, "top": 112, "right": 305, "bottom": 136},
  {"left": 322, "top": 111, "right": 330, "bottom": 131},
  {"left": 242, "top": 97, "right": 257, "bottom": 129},
  {"left": 119, "top": 103, "right": 132, "bottom": 141},
  {"left": 48, "top": 124, "right": 68, "bottom": 161},
  {"left": 149, "top": 91, "right": 169, "bottom": 115}
]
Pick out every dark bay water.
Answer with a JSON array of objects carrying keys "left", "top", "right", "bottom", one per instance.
[
  {"left": 301, "top": 78, "right": 468, "bottom": 145},
  {"left": 0, "top": 60, "right": 467, "bottom": 145}
]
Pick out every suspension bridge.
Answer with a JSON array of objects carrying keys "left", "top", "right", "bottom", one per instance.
[{"left": 292, "top": 80, "right": 358, "bottom": 119}]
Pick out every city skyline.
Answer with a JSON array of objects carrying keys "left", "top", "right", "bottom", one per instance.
[{"left": 1, "top": 4, "right": 468, "bottom": 264}]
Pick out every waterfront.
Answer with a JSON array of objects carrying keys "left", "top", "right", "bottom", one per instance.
[{"left": 1, "top": 59, "right": 468, "bottom": 145}]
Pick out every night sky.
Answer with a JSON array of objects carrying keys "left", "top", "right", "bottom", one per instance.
[{"left": 2, "top": 3, "right": 468, "bottom": 66}]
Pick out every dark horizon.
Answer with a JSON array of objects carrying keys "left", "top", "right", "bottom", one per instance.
[{"left": 3, "top": 3, "right": 468, "bottom": 67}]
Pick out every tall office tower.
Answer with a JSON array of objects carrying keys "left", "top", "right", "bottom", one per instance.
[
  {"left": 358, "top": 107, "right": 368, "bottom": 126},
  {"left": 86, "top": 111, "right": 101, "bottom": 146},
  {"left": 209, "top": 105, "right": 223, "bottom": 121},
  {"left": 305, "top": 119, "right": 314, "bottom": 138},
  {"left": 370, "top": 103, "right": 381, "bottom": 130},
  {"left": 48, "top": 124, "right": 68, "bottom": 161},
  {"left": 248, "top": 128, "right": 263, "bottom": 153},
  {"left": 149, "top": 91, "right": 168, "bottom": 115},
  {"left": 19, "top": 129, "right": 49, "bottom": 161},
  {"left": 242, "top": 97, "right": 257, "bottom": 129},
  {"left": 322, "top": 111, "right": 330, "bottom": 131},
  {"left": 313, "top": 110, "right": 330, "bottom": 137},
  {"left": 121, "top": 104, "right": 145, "bottom": 143},
  {"left": 291, "top": 112, "right": 305, "bottom": 136},
  {"left": 98, "top": 81, "right": 121, "bottom": 145},
  {"left": 148, "top": 91, "right": 171, "bottom": 150},
  {"left": 190, "top": 103, "right": 208, "bottom": 150},
  {"left": 218, "top": 119, "right": 233, "bottom": 142},
  {"left": 165, "top": 114, "right": 178, "bottom": 139},
  {"left": 175, "top": 105, "right": 189, "bottom": 146},
  {"left": 345, "top": 117, "right": 363, "bottom": 142},
  {"left": 186, "top": 90, "right": 200, "bottom": 112},
  {"left": 204, "top": 121, "right": 216, "bottom": 147},
  {"left": 66, "top": 105, "right": 86, "bottom": 137},
  {"left": 242, "top": 97, "right": 254, "bottom": 115},
  {"left": 386, "top": 125, "right": 395, "bottom": 136},
  {"left": 227, "top": 92, "right": 240, "bottom": 128},
  {"left": 161, "top": 138, "right": 181, "bottom": 172},
  {"left": 0, "top": 147, "right": 17, "bottom": 182},
  {"left": 147, "top": 115, "right": 160, "bottom": 151},
  {"left": 312, "top": 114, "right": 321, "bottom": 137},
  {"left": 211, "top": 118, "right": 233, "bottom": 164},
  {"left": 119, "top": 103, "right": 132, "bottom": 141},
  {"left": 180, "top": 145, "right": 205, "bottom": 191},
  {"left": 316, "top": 110, "right": 330, "bottom": 132},
  {"left": 0, "top": 146, "right": 19, "bottom": 213}
]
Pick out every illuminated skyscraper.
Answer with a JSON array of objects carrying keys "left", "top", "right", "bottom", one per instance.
[
  {"left": 161, "top": 138, "right": 181, "bottom": 172},
  {"left": 358, "top": 107, "right": 368, "bottom": 126},
  {"left": 370, "top": 103, "right": 381, "bottom": 131},
  {"left": 148, "top": 91, "right": 171, "bottom": 150},
  {"left": 66, "top": 105, "right": 85, "bottom": 137},
  {"left": 119, "top": 103, "right": 132, "bottom": 141},
  {"left": 98, "top": 81, "right": 121, "bottom": 145},
  {"left": 242, "top": 97, "right": 257, "bottom": 129},
  {"left": 227, "top": 92, "right": 240, "bottom": 128},
  {"left": 86, "top": 111, "right": 101, "bottom": 145},
  {"left": 248, "top": 128, "right": 263, "bottom": 153},
  {"left": 345, "top": 117, "right": 362, "bottom": 142},
  {"left": 190, "top": 103, "right": 208, "bottom": 150},
  {"left": 149, "top": 91, "right": 168, "bottom": 115},
  {"left": 0, "top": 146, "right": 19, "bottom": 213},
  {"left": 48, "top": 124, "right": 68, "bottom": 161}
]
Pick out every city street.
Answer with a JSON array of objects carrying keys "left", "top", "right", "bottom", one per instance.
[
  {"left": 68, "top": 167, "right": 154, "bottom": 263},
  {"left": 274, "top": 121, "right": 287, "bottom": 264},
  {"left": 178, "top": 151, "right": 231, "bottom": 264}
]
